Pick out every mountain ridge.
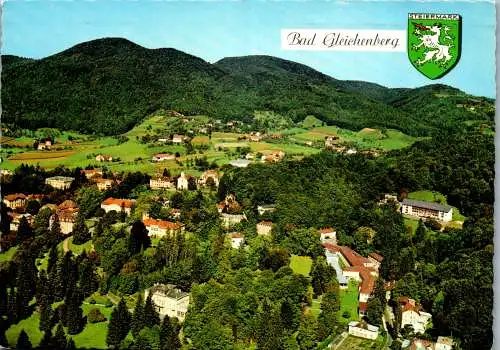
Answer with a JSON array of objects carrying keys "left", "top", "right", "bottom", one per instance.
[{"left": 1, "top": 37, "right": 494, "bottom": 136}]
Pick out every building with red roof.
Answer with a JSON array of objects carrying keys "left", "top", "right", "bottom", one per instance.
[
  {"left": 143, "top": 218, "right": 184, "bottom": 238},
  {"left": 3, "top": 193, "right": 27, "bottom": 209},
  {"left": 101, "top": 198, "right": 136, "bottom": 216}
]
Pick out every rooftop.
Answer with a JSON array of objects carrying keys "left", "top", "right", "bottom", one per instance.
[
  {"left": 102, "top": 197, "right": 135, "bottom": 208},
  {"left": 149, "top": 283, "right": 189, "bottom": 300},
  {"left": 402, "top": 198, "right": 452, "bottom": 213},
  {"left": 46, "top": 176, "right": 74, "bottom": 181},
  {"left": 4, "top": 193, "right": 26, "bottom": 201},
  {"left": 143, "top": 218, "right": 183, "bottom": 230}
]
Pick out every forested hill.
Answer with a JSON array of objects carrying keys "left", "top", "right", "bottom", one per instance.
[{"left": 2, "top": 37, "right": 494, "bottom": 136}]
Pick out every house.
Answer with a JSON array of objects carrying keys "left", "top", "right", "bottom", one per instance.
[
  {"left": 95, "top": 178, "right": 116, "bottom": 191},
  {"left": 261, "top": 151, "right": 285, "bottom": 163},
  {"left": 256, "top": 221, "right": 273, "bottom": 236},
  {"left": 143, "top": 218, "right": 184, "bottom": 238},
  {"left": 150, "top": 176, "right": 175, "bottom": 190},
  {"left": 246, "top": 152, "right": 256, "bottom": 160},
  {"left": 399, "top": 297, "right": 432, "bottom": 334},
  {"left": 435, "top": 337, "right": 454, "bottom": 350},
  {"left": 49, "top": 200, "right": 79, "bottom": 235},
  {"left": 8, "top": 213, "right": 33, "bottom": 232},
  {"left": 152, "top": 153, "right": 175, "bottom": 162},
  {"left": 0, "top": 169, "right": 13, "bottom": 177},
  {"left": 172, "top": 135, "right": 185, "bottom": 144},
  {"left": 324, "top": 136, "right": 340, "bottom": 148},
  {"left": 3, "top": 193, "right": 27, "bottom": 209},
  {"left": 144, "top": 284, "right": 190, "bottom": 321},
  {"left": 221, "top": 213, "right": 247, "bottom": 228},
  {"left": 170, "top": 208, "right": 181, "bottom": 219},
  {"left": 249, "top": 132, "right": 262, "bottom": 142},
  {"left": 368, "top": 252, "right": 384, "bottom": 270},
  {"left": 346, "top": 149, "right": 357, "bottom": 155},
  {"left": 229, "top": 159, "right": 250, "bottom": 168},
  {"left": 324, "top": 249, "right": 348, "bottom": 288},
  {"left": 45, "top": 176, "right": 74, "bottom": 190},
  {"left": 95, "top": 154, "right": 113, "bottom": 162},
  {"left": 101, "top": 198, "right": 135, "bottom": 216},
  {"left": 401, "top": 199, "right": 453, "bottom": 222},
  {"left": 348, "top": 321, "right": 379, "bottom": 340},
  {"left": 257, "top": 205, "right": 276, "bottom": 216},
  {"left": 157, "top": 138, "right": 169, "bottom": 143},
  {"left": 37, "top": 138, "right": 52, "bottom": 150},
  {"left": 81, "top": 169, "right": 103, "bottom": 179},
  {"left": 379, "top": 194, "right": 399, "bottom": 206},
  {"left": 319, "top": 227, "right": 336, "bottom": 243},
  {"left": 323, "top": 243, "right": 380, "bottom": 316},
  {"left": 177, "top": 172, "right": 194, "bottom": 190},
  {"left": 198, "top": 170, "right": 220, "bottom": 187},
  {"left": 228, "top": 233, "right": 245, "bottom": 248},
  {"left": 27, "top": 194, "right": 46, "bottom": 202},
  {"left": 216, "top": 194, "right": 242, "bottom": 214}
]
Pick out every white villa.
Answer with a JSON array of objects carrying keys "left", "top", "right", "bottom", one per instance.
[
  {"left": 400, "top": 297, "right": 432, "bottom": 334},
  {"left": 145, "top": 284, "right": 190, "bottom": 321},
  {"left": 348, "top": 321, "right": 379, "bottom": 340}
]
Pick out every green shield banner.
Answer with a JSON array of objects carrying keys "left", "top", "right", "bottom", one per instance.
[{"left": 408, "top": 13, "right": 461, "bottom": 79}]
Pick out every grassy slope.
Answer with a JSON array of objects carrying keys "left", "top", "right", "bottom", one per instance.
[
  {"left": 0, "top": 246, "right": 17, "bottom": 263},
  {"left": 289, "top": 255, "right": 312, "bottom": 276}
]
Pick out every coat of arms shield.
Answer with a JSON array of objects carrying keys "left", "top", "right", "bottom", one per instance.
[{"left": 408, "top": 13, "right": 461, "bottom": 79}]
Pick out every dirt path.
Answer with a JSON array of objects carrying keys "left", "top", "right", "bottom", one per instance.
[{"left": 63, "top": 237, "right": 70, "bottom": 252}]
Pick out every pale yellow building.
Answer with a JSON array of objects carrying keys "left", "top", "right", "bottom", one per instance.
[{"left": 45, "top": 176, "right": 74, "bottom": 190}]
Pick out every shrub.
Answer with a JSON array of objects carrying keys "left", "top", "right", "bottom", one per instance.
[
  {"left": 342, "top": 311, "right": 350, "bottom": 319},
  {"left": 88, "top": 298, "right": 96, "bottom": 304},
  {"left": 87, "top": 308, "right": 107, "bottom": 323}
]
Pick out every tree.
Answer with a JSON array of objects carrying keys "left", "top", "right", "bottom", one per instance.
[
  {"left": 47, "top": 246, "right": 58, "bottom": 275},
  {"left": 162, "top": 168, "right": 171, "bottom": 177},
  {"left": 38, "top": 330, "right": 53, "bottom": 349},
  {"left": 256, "top": 300, "right": 286, "bottom": 350},
  {"left": 296, "top": 312, "right": 318, "bottom": 350},
  {"left": 50, "top": 213, "right": 62, "bottom": 238},
  {"left": 25, "top": 200, "right": 41, "bottom": 215},
  {"left": 317, "top": 283, "right": 340, "bottom": 340},
  {"left": 72, "top": 213, "right": 91, "bottom": 245},
  {"left": 87, "top": 308, "right": 107, "bottom": 323},
  {"left": 66, "top": 291, "right": 85, "bottom": 335},
  {"left": 16, "top": 216, "right": 33, "bottom": 244},
  {"left": 16, "top": 329, "right": 32, "bottom": 349},
  {"left": 76, "top": 186, "right": 104, "bottom": 219},
  {"left": 53, "top": 323, "right": 67, "bottom": 349},
  {"left": 366, "top": 298, "right": 384, "bottom": 326},
  {"left": 39, "top": 302, "right": 54, "bottom": 333},
  {"left": 107, "top": 298, "right": 131, "bottom": 348},
  {"left": 260, "top": 248, "right": 290, "bottom": 272},
  {"left": 281, "top": 228, "right": 323, "bottom": 258},
  {"left": 129, "top": 221, "right": 151, "bottom": 255},
  {"left": 415, "top": 219, "right": 426, "bottom": 243},
  {"left": 143, "top": 294, "right": 160, "bottom": 328},
  {"left": 160, "top": 316, "right": 181, "bottom": 350},
  {"left": 310, "top": 256, "right": 336, "bottom": 297},
  {"left": 131, "top": 294, "right": 145, "bottom": 337},
  {"left": 66, "top": 338, "right": 76, "bottom": 350}
]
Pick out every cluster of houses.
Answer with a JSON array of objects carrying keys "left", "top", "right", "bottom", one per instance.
[
  {"left": 156, "top": 134, "right": 187, "bottom": 144},
  {"left": 149, "top": 170, "right": 220, "bottom": 190}
]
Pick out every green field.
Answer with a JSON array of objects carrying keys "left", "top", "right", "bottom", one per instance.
[
  {"left": 337, "top": 335, "right": 385, "bottom": 350},
  {"left": 404, "top": 218, "right": 420, "bottom": 235},
  {"left": 338, "top": 281, "right": 359, "bottom": 325},
  {"left": 1, "top": 116, "right": 421, "bottom": 174},
  {"left": 289, "top": 255, "right": 312, "bottom": 276},
  {"left": 0, "top": 246, "right": 17, "bottom": 263}
]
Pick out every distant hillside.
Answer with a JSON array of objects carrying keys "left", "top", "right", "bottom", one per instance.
[{"left": 2, "top": 37, "right": 494, "bottom": 136}]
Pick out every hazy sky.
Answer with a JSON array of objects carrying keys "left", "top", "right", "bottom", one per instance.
[{"left": 2, "top": 0, "right": 496, "bottom": 97}]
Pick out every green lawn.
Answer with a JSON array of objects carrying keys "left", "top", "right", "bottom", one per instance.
[
  {"left": 0, "top": 246, "right": 17, "bottom": 263},
  {"left": 404, "top": 218, "right": 420, "bottom": 235},
  {"left": 68, "top": 237, "right": 93, "bottom": 255},
  {"left": 338, "top": 281, "right": 359, "bottom": 325},
  {"left": 290, "top": 255, "right": 313, "bottom": 276},
  {"left": 6, "top": 311, "right": 44, "bottom": 348},
  {"left": 337, "top": 334, "right": 385, "bottom": 350},
  {"left": 310, "top": 297, "right": 322, "bottom": 318}
]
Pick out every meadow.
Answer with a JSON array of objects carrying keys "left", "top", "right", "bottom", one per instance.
[{"left": 1, "top": 115, "right": 421, "bottom": 174}]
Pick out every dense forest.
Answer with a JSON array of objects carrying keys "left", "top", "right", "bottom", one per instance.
[{"left": 2, "top": 38, "right": 494, "bottom": 136}]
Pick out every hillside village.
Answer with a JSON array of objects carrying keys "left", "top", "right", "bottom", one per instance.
[{"left": 0, "top": 125, "right": 484, "bottom": 350}]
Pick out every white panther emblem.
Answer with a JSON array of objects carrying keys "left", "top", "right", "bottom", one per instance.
[{"left": 412, "top": 23, "right": 454, "bottom": 67}]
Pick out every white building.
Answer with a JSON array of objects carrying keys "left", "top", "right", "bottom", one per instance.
[
  {"left": 319, "top": 227, "right": 336, "bottom": 243},
  {"left": 144, "top": 284, "right": 190, "bottom": 321},
  {"left": 177, "top": 172, "right": 193, "bottom": 190},
  {"left": 256, "top": 221, "right": 273, "bottom": 236},
  {"left": 45, "top": 176, "right": 74, "bottom": 190},
  {"left": 348, "top": 321, "right": 379, "bottom": 340},
  {"left": 229, "top": 159, "right": 250, "bottom": 168},
  {"left": 401, "top": 199, "right": 453, "bottom": 222},
  {"left": 150, "top": 176, "right": 175, "bottom": 190},
  {"left": 221, "top": 213, "right": 247, "bottom": 228},
  {"left": 228, "top": 233, "right": 245, "bottom": 248},
  {"left": 143, "top": 218, "right": 184, "bottom": 238},
  {"left": 400, "top": 298, "right": 432, "bottom": 334},
  {"left": 101, "top": 198, "right": 135, "bottom": 216},
  {"left": 257, "top": 205, "right": 276, "bottom": 216}
]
